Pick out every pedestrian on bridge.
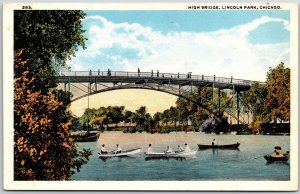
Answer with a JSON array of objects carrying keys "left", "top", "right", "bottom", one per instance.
[
  {"left": 157, "top": 70, "right": 159, "bottom": 77},
  {"left": 138, "top": 68, "right": 140, "bottom": 77}
]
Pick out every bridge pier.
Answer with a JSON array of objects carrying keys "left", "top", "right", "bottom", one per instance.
[
  {"left": 212, "top": 83, "right": 214, "bottom": 103},
  {"left": 237, "top": 90, "right": 240, "bottom": 125},
  {"left": 218, "top": 88, "right": 221, "bottom": 116}
]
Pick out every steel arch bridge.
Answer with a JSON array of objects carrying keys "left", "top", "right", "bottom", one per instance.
[{"left": 57, "top": 70, "right": 255, "bottom": 124}]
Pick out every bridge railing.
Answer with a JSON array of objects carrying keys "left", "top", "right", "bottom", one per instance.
[{"left": 59, "top": 70, "right": 253, "bottom": 86}]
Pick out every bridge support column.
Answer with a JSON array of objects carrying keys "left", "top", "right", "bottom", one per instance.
[
  {"left": 212, "top": 83, "right": 214, "bottom": 103},
  {"left": 237, "top": 90, "right": 240, "bottom": 125},
  {"left": 218, "top": 88, "right": 221, "bottom": 116},
  {"left": 95, "top": 79, "right": 97, "bottom": 91},
  {"left": 68, "top": 77, "right": 70, "bottom": 92}
]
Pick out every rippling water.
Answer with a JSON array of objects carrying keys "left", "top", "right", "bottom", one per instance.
[{"left": 71, "top": 132, "right": 290, "bottom": 181}]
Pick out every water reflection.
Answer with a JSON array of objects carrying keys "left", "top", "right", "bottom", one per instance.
[
  {"left": 211, "top": 149, "right": 240, "bottom": 160},
  {"left": 145, "top": 157, "right": 186, "bottom": 161},
  {"left": 99, "top": 155, "right": 129, "bottom": 162},
  {"left": 266, "top": 161, "right": 290, "bottom": 166}
]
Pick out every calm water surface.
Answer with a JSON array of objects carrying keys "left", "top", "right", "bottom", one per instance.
[{"left": 71, "top": 132, "right": 290, "bottom": 181}]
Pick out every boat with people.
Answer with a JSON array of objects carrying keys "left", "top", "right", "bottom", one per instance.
[
  {"left": 264, "top": 146, "right": 289, "bottom": 162},
  {"left": 264, "top": 154, "right": 290, "bottom": 162},
  {"left": 145, "top": 150, "right": 197, "bottom": 159},
  {"left": 98, "top": 148, "right": 142, "bottom": 158},
  {"left": 197, "top": 142, "right": 240, "bottom": 150}
]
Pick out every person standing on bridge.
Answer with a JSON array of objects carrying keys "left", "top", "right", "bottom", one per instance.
[
  {"left": 157, "top": 70, "right": 159, "bottom": 77},
  {"left": 138, "top": 68, "right": 140, "bottom": 77}
]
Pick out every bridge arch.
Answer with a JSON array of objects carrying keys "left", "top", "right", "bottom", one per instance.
[
  {"left": 69, "top": 86, "right": 243, "bottom": 124},
  {"left": 58, "top": 70, "right": 253, "bottom": 124}
]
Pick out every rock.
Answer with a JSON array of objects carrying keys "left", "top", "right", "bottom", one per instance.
[{"left": 199, "top": 116, "right": 229, "bottom": 134}]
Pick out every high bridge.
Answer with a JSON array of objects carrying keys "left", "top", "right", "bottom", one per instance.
[{"left": 57, "top": 70, "right": 255, "bottom": 124}]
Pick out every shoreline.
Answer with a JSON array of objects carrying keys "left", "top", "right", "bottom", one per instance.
[{"left": 75, "top": 130, "right": 290, "bottom": 136}]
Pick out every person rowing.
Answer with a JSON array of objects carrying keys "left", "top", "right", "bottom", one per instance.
[
  {"left": 164, "top": 146, "right": 174, "bottom": 154},
  {"left": 212, "top": 139, "right": 218, "bottom": 146},
  {"left": 273, "top": 146, "right": 283, "bottom": 157},
  {"left": 114, "top": 144, "right": 122, "bottom": 154},
  {"left": 184, "top": 143, "right": 192, "bottom": 152},
  {"left": 177, "top": 145, "right": 184, "bottom": 153},
  {"left": 100, "top": 144, "right": 108, "bottom": 154},
  {"left": 146, "top": 144, "right": 154, "bottom": 154}
]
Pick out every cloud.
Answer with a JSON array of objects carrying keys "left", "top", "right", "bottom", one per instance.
[{"left": 68, "top": 15, "right": 290, "bottom": 81}]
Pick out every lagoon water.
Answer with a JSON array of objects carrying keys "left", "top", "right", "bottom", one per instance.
[{"left": 71, "top": 132, "right": 290, "bottom": 181}]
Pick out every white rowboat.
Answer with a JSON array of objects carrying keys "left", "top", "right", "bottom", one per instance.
[
  {"left": 145, "top": 151, "right": 197, "bottom": 158},
  {"left": 98, "top": 148, "right": 142, "bottom": 158}
]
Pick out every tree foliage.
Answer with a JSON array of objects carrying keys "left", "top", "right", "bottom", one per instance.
[
  {"left": 265, "top": 62, "right": 290, "bottom": 122},
  {"left": 14, "top": 10, "right": 87, "bottom": 89},
  {"left": 241, "top": 82, "right": 268, "bottom": 122},
  {"left": 14, "top": 10, "right": 91, "bottom": 180},
  {"left": 14, "top": 54, "right": 91, "bottom": 180}
]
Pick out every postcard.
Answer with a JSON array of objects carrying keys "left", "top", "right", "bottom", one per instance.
[{"left": 3, "top": 2, "right": 298, "bottom": 191}]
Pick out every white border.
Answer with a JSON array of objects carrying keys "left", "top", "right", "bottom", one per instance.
[{"left": 3, "top": 2, "right": 298, "bottom": 191}]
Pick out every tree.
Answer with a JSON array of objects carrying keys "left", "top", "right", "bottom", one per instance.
[
  {"left": 124, "top": 110, "right": 135, "bottom": 124},
  {"left": 14, "top": 54, "right": 91, "bottom": 180},
  {"left": 14, "top": 10, "right": 87, "bottom": 90},
  {"left": 133, "top": 106, "right": 152, "bottom": 132},
  {"left": 106, "top": 106, "right": 125, "bottom": 126},
  {"left": 265, "top": 62, "right": 290, "bottom": 122},
  {"left": 14, "top": 10, "right": 91, "bottom": 180},
  {"left": 240, "top": 82, "right": 268, "bottom": 122}
]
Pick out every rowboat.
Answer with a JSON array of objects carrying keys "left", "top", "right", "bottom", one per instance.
[
  {"left": 71, "top": 132, "right": 100, "bottom": 142},
  {"left": 145, "top": 151, "right": 197, "bottom": 159},
  {"left": 264, "top": 154, "right": 289, "bottom": 162},
  {"left": 197, "top": 143, "right": 240, "bottom": 150},
  {"left": 98, "top": 148, "right": 142, "bottom": 158}
]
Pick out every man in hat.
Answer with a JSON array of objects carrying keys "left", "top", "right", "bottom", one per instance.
[{"left": 274, "top": 146, "right": 283, "bottom": 157}]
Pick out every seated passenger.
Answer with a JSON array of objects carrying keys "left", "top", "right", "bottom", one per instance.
[
  {"left": 184, "top": 143, "right": 192, "bottom": 152},
  {"left": 100, "top": 144, "right": 108, "bottom": 154},
  {"left": 164, "top": 146, "right": 173, "bottom": 154},
  {"left": 273, "top": 146, "right": 283, "bottom": 157},
  {"left": 212, "top": 139, "right": 217, "bottom": 146},
  {"left": 147, "top": 144, "right": 154, "bottom": 154},
  {"left": 283, "top": 151, "right": 290, "bottom": 156},
  {"left": 115, "top": 144, "right": 122, "bottom": 154},
  {"left": 177, "top": 145, "right": 184, "bottom": 153}
]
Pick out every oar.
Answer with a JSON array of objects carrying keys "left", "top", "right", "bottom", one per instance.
[{"left": 254, "top": 152, "right": 273, "bottom": 159}]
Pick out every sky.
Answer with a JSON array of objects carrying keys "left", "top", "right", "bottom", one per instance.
[{"left": 68, "top": 10, "right": 290, "bottom": 82}]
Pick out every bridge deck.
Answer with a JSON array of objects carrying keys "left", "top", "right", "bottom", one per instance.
[{"left": 57, "top": 71, "right": 254, "bottom": 91}]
